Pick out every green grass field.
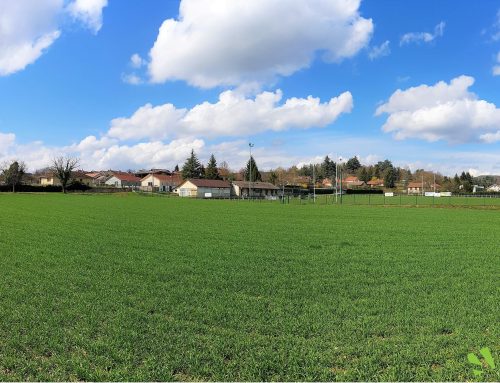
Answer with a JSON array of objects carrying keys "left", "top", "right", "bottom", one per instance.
[{"left": 0, "top": 193, "right": 498, "bottom": 381}]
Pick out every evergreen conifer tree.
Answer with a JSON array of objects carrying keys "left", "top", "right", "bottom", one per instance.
[{"left": 181, "top": 149, "right": 202, "bottom": 179}]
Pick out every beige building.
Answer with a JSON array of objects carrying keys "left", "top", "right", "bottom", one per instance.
[
  {"left": 72, "top": 171, "right": 94, "bottom": 186},
  {"left": 39, "top": 173, "right": 61, "bottom": 186},
  {"left": 141, "top": 173, "right": 180, "bottom": 192},
  {"left": 176, "top": 179, "right": 231, "bottom": 198}
]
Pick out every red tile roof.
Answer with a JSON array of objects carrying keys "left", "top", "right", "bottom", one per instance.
[
  {"left": 408, "top": 182, "right": 422, "bottom": 188},
  {"left": 367, "top": 179, "right": 384, "bottom": 186},
  {"left": 344, "top": 176, "right": 359, "bottom": 182},
  {"left": 112, "top": 173, "right": 141, "bottom": 182}
]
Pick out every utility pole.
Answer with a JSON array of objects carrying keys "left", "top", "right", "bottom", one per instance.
[
  {"left": 248, "top": 142, "right": 254, "bottom": 200},
  {"left": 421, "top": 174, "right": 424, "bottom": 196},
  {"left": 338, "top": 157, "right": 343, "bottom": 204},
  {"left": 313, "top": 164, "right": 316, "bottom": 203},
  {"left": 150, "top": 169, "right": 155, "bottom": 195},
  {"left": 335, "top": 161, "right": 338, "bottom": 204}
]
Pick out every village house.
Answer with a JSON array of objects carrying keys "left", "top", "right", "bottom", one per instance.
[
  {"left": 321, "top": 178, "right": 333, "bottom": 187},
  {"left": 232, "top": 181, "right": 279, "bottom": 198},
  {"left": 105, "top": 172, "right": 141, "bottom": 188},
  {"left": 176, "top": 179, "right": 231, "bottom": 198},
  {"left": 39, "top": 173, "right": 61, "bottom": 186},
  {"left": 85, "top": 171, "right": 109, "bottom": 186},
  {"left": 407, "top": 182, "right": 441, "bottom": 195},
  {"left": 72, "top": 171, "right": 94, "bottom": 186},
  {"left": 407, "top": 181, "right": 423, "bottom": 194},
  {"left": 342, "top": 176, "right": 365, "bottom": 189},
  {"left": 141, "top": 173, "right": 180, "bottom": 192},
  {"left": 367, "top": 178, "right": 384, "bottom": 188}
]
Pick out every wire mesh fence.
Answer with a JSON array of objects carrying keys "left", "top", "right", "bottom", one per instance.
[{"left": 279, "top": 193, "right": 500, "bottom": 207}]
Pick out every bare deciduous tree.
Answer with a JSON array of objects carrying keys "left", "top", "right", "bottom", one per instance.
[
  {"left": 2, "top": 160, "right": 26, "bottom": 192},
  {"left": 52, "top": 157, "right": 79, "bottom": 193}
]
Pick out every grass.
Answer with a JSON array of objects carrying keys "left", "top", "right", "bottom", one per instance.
[{"left": 0, "top": 193, "right": 498, "bottom": 381}]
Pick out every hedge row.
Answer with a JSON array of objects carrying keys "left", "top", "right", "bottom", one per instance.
[{"left": 0, "top": 183, "right": 92, "bottom": 192}]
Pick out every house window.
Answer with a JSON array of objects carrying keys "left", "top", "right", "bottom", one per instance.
[{"left": 148, "top": 182, "right": 153, "bottom": 186}]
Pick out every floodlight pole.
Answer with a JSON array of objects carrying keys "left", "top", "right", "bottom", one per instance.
[
  {"left": 151, "top": 169, "right": 155, "bottom": 195},
  {"left": 313, "top": 164, "right": 316, "bottom": 203},
  {"left": 338, "top": 157, "right": 343, "bottom": 204},
  {"left": 249, "top": 142, "right": 254, "bottom": 200},
  {"left": 335, "top": 161, "right": 338, "bottom": 204}
]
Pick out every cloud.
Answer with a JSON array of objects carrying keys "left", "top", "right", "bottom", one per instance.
[
  {"left": 147, "top": 0, "right": 373, "bottom": 88},
  {"left": 108, "top": 103, "right": 186, "bottom": 141},
  {"left": 0, "top": 87, "right": 353, "bottom": 171},
  {"left": 66, "top": 0, "right": 108, "bottom": 34},
  {"left": 121, "top": 73, "right": 143, "bottom": 85},
  {"left": 400, "top": 21, "right": 445, "bottom": 46},
  {"left": 108, "top": 89, "right": 353, "bottom": 141},
  {"left": 368, "top": 40, "right": 390, "bottom": 60},
  {"left": 376, "top": 75, "right": 500, "bottom": 143},
  {"left": 0, "top": 132, "right": 16, "bottom": 152},
  {"left": 75, "top": 138, "right": 205, "bottom": 170},
  {"left": 130, "top": 53, "right": 145, "bottom": 69},
  {"left": 479, "top": 131, "right": 500, "bottom": 143},
  {"left": 0, "top": 0, "right": 63, "bottom": 76},
  {"left": 0, "top": 0, "right": 106, "bottom": 76}
]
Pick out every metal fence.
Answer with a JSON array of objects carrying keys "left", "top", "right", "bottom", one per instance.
[{"left": 279, "top": 193, "right": 500, "bottom": 207}]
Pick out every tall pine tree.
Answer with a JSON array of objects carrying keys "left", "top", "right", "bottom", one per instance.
[
  {"left": 321, "top": 155, "right": 336, "bottom": 179},
  {"left": 244, "top": 156, "right": 262, "bottom": 182},
  {"left": 205, "top": 154, "right": 220, "bottom": 180},
  {"left": 181, "top": 149, "right": 202, "bottom": 179}
]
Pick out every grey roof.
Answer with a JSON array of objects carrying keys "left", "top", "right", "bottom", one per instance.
[{"left": 232, "top": 181, "right": 279, "bottom": 190}]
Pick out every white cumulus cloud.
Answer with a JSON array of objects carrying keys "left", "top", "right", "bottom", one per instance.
[
  {"left": 376, "top": 75, "right": 500, "bottom": 143},
  {"left": 108, "top": 89, "right": 353, "bottom": 141},
  {"left": 0, "top": 0, "right": 106, "bottom": 76},
  {"left": 0, "top": 0, "right": 63, "bottom": 76},
  {"left": 66, "top": 0, "right": 108, "bottom": 34},
  {"left": 400, "top": 21, "right": 445, "bottom": 46},
  {"left": 148, "top": 0, "right": 373, "bottom": 88}
]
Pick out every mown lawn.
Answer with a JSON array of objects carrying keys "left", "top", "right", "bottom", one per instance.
[{"left": 0, "top": 193, "right": 498, "bottom": 381}]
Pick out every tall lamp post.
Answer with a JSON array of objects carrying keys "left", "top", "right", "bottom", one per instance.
[
  {"left": 248, "top": 142, "right": 254, "bottom": 199},
  {"left": 336, "top": 157, "right": 342, "bottom": 204}
]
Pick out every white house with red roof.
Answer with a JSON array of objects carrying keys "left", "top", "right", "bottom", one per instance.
[{"left": 105, "top": 172, "right": 141, "bottom": 188}]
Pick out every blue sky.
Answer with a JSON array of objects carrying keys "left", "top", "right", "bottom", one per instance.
[{"left": 1, "top": 0, "right": 500, "bottom": 175}]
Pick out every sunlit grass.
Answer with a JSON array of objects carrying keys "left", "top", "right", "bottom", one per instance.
[{"left": 0, "top": 193, "right": 498, "bottom": 381}]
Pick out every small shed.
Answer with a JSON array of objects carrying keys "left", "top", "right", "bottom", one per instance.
[{"left": 232, "top": 181, "right": 279, "bottom": 198}]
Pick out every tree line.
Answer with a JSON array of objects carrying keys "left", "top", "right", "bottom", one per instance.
[
  {"left": 1, "top": 151, "right": 497, "bottom": 193},
  {"left": 1, "top": 157, "right": 79, "bottom": 193}
]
